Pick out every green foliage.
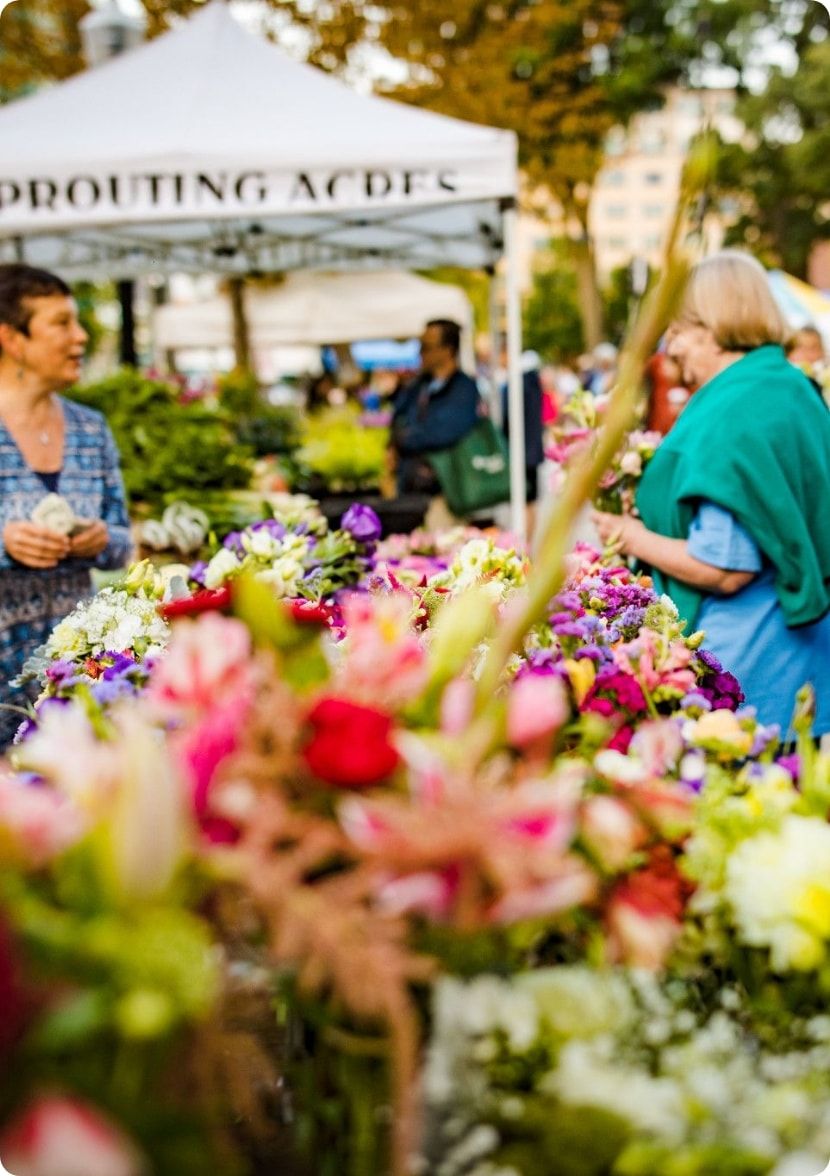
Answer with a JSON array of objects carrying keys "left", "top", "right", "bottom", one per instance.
[
  {"left": 523, "top": 246, "right": 637, "bottom": 361},
  {"left": 715, "top": 32, "right": 830, "bottom": 277},
  {"left": 72, "top": 281, "right": 112, "bottom": 359},
  {"left": 216, "top": 369, "right": 303, "bottom": 457},
  {"left": 67, "top": 369, "right": 254, "bottom": 507},
  {"left": 523, "top": 260, "right": 585, "bottom": 362},
  {"left": 294, "top": 408, "right": 388, "bottom": 493}
]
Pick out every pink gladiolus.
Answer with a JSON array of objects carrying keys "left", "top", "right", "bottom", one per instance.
[
  {"left": 507, "top": 675, "right": 569, "bottom": 751},
  {"left": 0, "top": 1096, "right": 144, "bottom": 1176}
]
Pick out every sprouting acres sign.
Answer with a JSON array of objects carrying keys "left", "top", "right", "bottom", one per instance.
[{"left": 0, "top": 166, "right": 465, "bottom": 229}]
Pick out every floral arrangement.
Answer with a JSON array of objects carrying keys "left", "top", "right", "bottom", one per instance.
[
  {"left": 5, "top": 153, "right": 827, "bottom": 1176},
  {"left": 545, "top": 385, "right": 661, "bottom": 514}
]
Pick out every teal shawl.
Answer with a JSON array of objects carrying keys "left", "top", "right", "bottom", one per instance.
[{"left": 635, "top": 344, "right": 830, "bottom": 629}]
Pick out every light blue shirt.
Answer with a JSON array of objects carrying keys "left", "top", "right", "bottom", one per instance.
[{"left": 688, "top": 502, "right": 830, "bottom": 737}]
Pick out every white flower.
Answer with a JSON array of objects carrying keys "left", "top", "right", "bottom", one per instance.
[
  {"left": 243, "top": 529, "right": 282, "bottom": 559},
  {"left": 619, "top": 450, "right": 643, "bottom": 477},
  {"left": 725, "top": 815, "right": 830, "bottom": 971},
  {"left": 204, "top": 547, "right": 242, "bottom": 589},
  {"left": 659, "top": 594, "right": 679, "bottom": 618},
  {"left": 547, "top": 1039, "right": 685, "bottom": 1138}
]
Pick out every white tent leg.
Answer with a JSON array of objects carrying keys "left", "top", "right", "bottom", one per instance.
[
  {"left": 503, "top": 205, "right": 526, "bottom": 542},
  {"left": 488, "top": 268, "right": 502, "bottom": 425}
]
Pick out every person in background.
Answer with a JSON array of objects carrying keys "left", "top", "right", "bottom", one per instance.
[
  {"left": 584, "top": 342, "right": 618, "bottom": 396},
  {"left": 592, "top": 250, "right": 830, "bottom": 740},
  {"left": 787, "top": 324, "right": 826, "bottom": 371},
  {"left": 645, "top": 350, "right": 692, "bottom": 435},
  {"left": 501, "top": 350, "right": 545, "bottom": 537},
  {"left": 390, "top": 319, "right": 480, "bottom": 517},
  {"left": 0, "top": 264, "right": 131, "bottom": 745}
]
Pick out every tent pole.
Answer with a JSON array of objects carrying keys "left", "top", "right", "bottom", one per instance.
[
  {"left": 488, "top": 267, "right": 502, "bottom": 426},
  {"left": 503, "top": 203, "right": 526, "bottom": 542}
]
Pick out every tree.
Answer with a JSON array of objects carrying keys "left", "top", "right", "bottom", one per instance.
[{"left": 714, "top": 34, "right": 830, "bottom": 278}]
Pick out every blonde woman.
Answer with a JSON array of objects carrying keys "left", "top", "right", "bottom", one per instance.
[{"left": 593, "top": 251, "right": 830, "bottom": 738}]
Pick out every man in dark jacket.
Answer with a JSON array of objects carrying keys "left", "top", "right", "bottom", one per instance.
[{"left": 391, "top": 319, "right": 480, "bottom": 496}]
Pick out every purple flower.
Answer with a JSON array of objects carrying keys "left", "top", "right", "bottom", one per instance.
[
  {"left": 341, "top": 504, "right": 382, "bottom": 544},
  {"left": 681, "top": 691, "right": 713, "bottom": 713},
  {"left": 190, "top": 560, "right": 208, "bottom": 586},
  {"left": 92, "top": 677, "right": 142, "bottom": 706},
  {"left": 750, "top": 723, "right": 781, "bottom": 757},
  {"left": 250, "top": 518, "right": 287, "bottom": 540},
  {"left": 45, "top": 659, "right": 79, "bottom": 685},
  {"left": 222, "top": 530, "right": 246, "bottom": 554},
  {"left": 777, "top": 753, "right": 800, "bottom": 782},
  {"left": 102, "top": 652, "right": 139, "bottom": 680},
  {"left": 697, "top": 649, "right": 723, "bottom": 674}
]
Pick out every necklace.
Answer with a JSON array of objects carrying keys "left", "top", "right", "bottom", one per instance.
[{"left": 39, "top": 430, "right": 50, "bottom": 445}]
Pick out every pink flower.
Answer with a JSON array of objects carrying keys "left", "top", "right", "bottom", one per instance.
[
  {"left": 335, "top": 594, "right": 427, "bottom": 711},
  {"left": 149, "top": 615, "right": 256, "bottom": 841},
  {"left": 613, "top": 631, "right": 696, "bottom": 698},
  {"left": 605, "top": 848, "right": 693, "bottom": 969},
  {"left": 629, "top": 719, "right": 684, "bottom": 777},
  {"left": 148, "top": 613, "right": 254, "bottom": 720},
  {"left": 581, "top": 795, "right": 647, "bottom": 871},
  {"left": 507, "top": 675, "right": 569, "bottom": 752},
  {"left": 0, "top": 1097, "right": 144, "bottom": 1176},
  {"left": 0, "top": 773, "right": 86, "bottom": 867},
  {"left": 440, "top": 678, "right": 475, "bottom": 736}
]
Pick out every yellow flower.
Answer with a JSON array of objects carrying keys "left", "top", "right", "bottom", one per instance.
[
  {"left": 690, "top": 710, "right": 753, "bottom": 756},
  {"left": 794, "top": 883, "right": 830, "bottom": 939},
  {"left": 564, "top": 658, "right": 596, "bottom": 706}
]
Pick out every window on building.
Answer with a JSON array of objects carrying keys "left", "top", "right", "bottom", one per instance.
[
  {"left": 677, "top": 94, "right": 703, "bottom": 117},
  {"left": 605, "top": 204, "right": 627, "bottom": 219},
  {"left": 642, "top": 204, "right": 665, "bottom": 219},
  {"left": 606, "top": 237, "right": 627, "bottom": 250},
  {"left": 603, "top": 170, "right": 626, "bottom": 187},
  {"left": 643, "top": 234, "right": 662, "bottom": 250},
  {"left": 644, "top": 172, "right": 663, "bottom": 185},
  {"left": 605, "top": 127, "right": 627, "bottom": 157},
  {"left": 639, "top": 128, "right": 668, "bottom": 155}
]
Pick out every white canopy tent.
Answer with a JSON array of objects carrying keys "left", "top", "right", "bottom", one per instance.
[
  {"left": 154, "top": 270, "right": 477, "bottom": 370},
  {"left": 0, "top": 0, "right": 527, "bottom": 534}
]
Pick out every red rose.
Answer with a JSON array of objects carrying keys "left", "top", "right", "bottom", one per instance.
[
  {"left": 302, "top": 697, "right": 400, "bottom": 788},
  {"left": 160, "top": 587, "right": 232, "bottom": 619}
]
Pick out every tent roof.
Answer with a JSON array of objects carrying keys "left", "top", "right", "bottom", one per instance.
[
  {"left": 0, "top": 1, "right": 517, "bottom": 277},
  {"left": 153, "top": 270, "right": 475, "bottom": 356}
]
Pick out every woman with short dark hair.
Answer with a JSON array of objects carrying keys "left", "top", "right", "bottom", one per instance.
[{"left": 0, "top": 264, "right": 131, "bottom": 743}]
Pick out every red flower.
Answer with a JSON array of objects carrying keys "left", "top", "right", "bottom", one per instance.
[
  {"left": 613, "top": 845, "right": 694, "bottom": 922},
  {"left": 302, "top": 697, "right": 400, "bottom": 788},
  {"left": 83, "top": 657, "right": 105, "bottom": 680},
  {"left": 159, "top": 587, "right": 232, "bottom": 620},
  {"left": 0, "top": 912, "right": 29, "bottom": 1061},
  {"left": 287, "top": 599, "right": 332, "bottom": 626}
]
